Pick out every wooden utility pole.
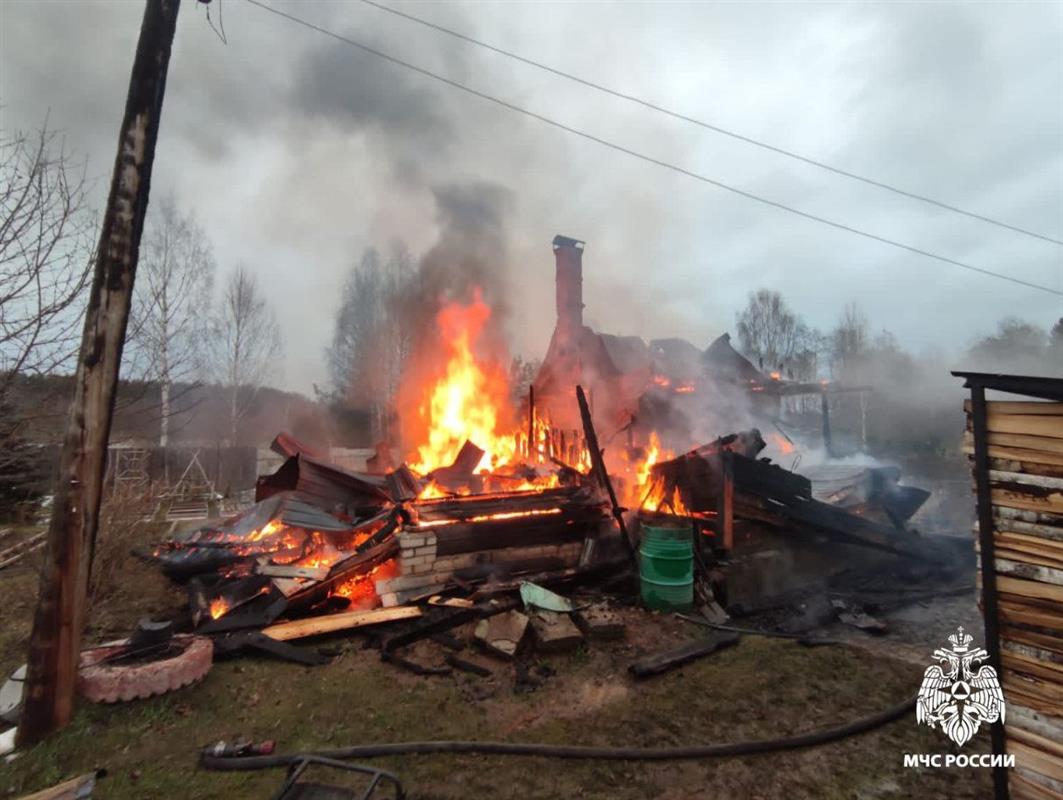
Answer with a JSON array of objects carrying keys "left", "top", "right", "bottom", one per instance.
[{"left": 18, "top": 0, "right": 181, "bottom": 745}]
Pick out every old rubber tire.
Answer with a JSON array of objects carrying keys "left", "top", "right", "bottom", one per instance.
[{"left": 77, "top": 634, "right": 213, "bottom": 703}]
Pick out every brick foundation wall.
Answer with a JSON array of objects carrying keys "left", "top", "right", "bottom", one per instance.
[{"left": 375, "top": 529, "right": 583, "bottom": 607}]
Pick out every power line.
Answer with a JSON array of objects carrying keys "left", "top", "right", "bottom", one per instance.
[
  {"left": 359, "top": 0, "right": 1063, "bottom": 248},
  {"left": 244, "top": 0, "right": 1063, "bottom": 298}
]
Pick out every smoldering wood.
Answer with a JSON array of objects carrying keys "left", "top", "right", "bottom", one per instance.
[{"left": 19, "top": 0, "right": 181, "bottom": 746}]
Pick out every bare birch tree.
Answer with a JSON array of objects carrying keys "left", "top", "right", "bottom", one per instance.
[
  {"left": 0, "top": 125, "right": 94, "bottom": 383},
  {"left": 208, "top": 266, "right": 282, "bottom": 443},
  {"left": 0, "top": 125, "right": 95, "bottom": 506},
  {"left": 128, "top": 196, "right": 214, "bottom": 447}
]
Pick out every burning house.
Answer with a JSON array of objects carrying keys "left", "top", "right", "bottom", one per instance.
[{"left": 147, "top": 233, "right": 942, "bottom": 648}]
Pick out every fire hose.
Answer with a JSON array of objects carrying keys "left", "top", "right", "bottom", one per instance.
[{"left": 200, "top": 693, "right": 916, "bottom": 770}]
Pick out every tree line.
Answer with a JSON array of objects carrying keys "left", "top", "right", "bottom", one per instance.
[
  {"left": 735, "top": 287, "right": 1062, "bottom": 384},
  {"left": 0, "top": 121, "right": 284, "bottom": 465}
]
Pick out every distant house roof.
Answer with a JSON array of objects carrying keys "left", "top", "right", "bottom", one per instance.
[
  {"left": 649, "top": 338, "right": 703, "bottom": 380},
  {"left": 599, "top": 334, "right": 651, "bottom": 375},
  {"left": 701, "top": 333, "right": 764, "bottom": 384}
]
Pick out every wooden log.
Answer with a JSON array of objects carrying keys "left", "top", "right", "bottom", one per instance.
[
  {"left": 628, "top": 632, "right": 740, "bottom": 679},
  {"left": 262, "top": 606, "right": 421, "bottom": 641}
]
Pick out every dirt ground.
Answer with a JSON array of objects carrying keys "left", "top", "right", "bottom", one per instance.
[{"left": 0, "top": 533, "right": 992, "bottom": 800}]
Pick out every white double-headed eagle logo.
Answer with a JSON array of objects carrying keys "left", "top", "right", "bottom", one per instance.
[{"left": 916, "top": 626, "right": 1005, "bottom": 746}]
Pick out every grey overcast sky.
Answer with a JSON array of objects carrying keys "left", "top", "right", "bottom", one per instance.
[{"left": 2, "top": 0, "right": 1061, "bottom": 393}]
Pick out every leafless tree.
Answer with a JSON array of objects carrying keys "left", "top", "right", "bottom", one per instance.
[
  {"left": 735, "top": 288, "right": 814, "bottom": 375},
  {"left": 325, "top": 245, "right": 415, "bottom": 440},
  {"left": 830, "top": 302, "right": 869, "bottom": 379},
  {"left": 208, "top": 265, "right": 282, "bottom": 443},
  {"left": 128, "top": 196, "right": 214, "bottom": 447},
  {"left": 0, "top": 125, "right": 94, "bottom": 385},
  {"left": 0, "top": 125, "right": 95, "bottom": 501}
]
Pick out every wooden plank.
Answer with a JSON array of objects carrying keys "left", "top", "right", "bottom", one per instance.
[
  {"left": 994, "top": 547, "right": 1063, "bottom": 571},
  {"left": 983, "top": 415, "right": 1063, "bottom": 440},
  {"left": 1002, "top": 626, "right": 1063, "bottom": 657},
  {"left": 628, "top": 632, "right": 740, "bottom": 679},
  {"left": 969, "top": 400, "right": 1063, "bottom": 416},
  {"left": 1010, "top": 722, "right": 1063, "bottom": 761},
  {"left": 997, "top": 558, "right": 1063, "bottom": 587},
  {"left": 1005, "top": 676, "right": 1063, "bottom": 716},
  {"left": 999, "top": 596, "right": 1063, "bottom": 629},
  {"left": 965, "top": 442, "right": 1063, "bottom": 468},
  {"left": 966, "top": 432, "right": 1063, "bottom": 456},
  {"left": 991, "top": 457, "right": 1063, "bottom": 478},
  {"left": 1004, "top": 640, "right": 1063, "bottom": 669},
  {"left": 1010, "top": 769, "right": 1063, "bottom": 800},
  {"left": 993, "top": 471, "right": 1063, "bottom": 491},
  {"left": 997, "top": 575, "right": 1063, "bottom": 603},
  {"left": 998, "top": 531, "right": 1063, "bottom": 557},
  {"left": 1009, "top": 705, "right": 1063, "bottom": 745},
  {"left": 1009, "top": 739, "right": 1063, "bottom": 784},
  {"left": 993, "top": 488, "right": 1063, "bottom": 514},
  {"left": 1003, "top": 650, "right": 1063, "bottom": 683},
  {"left": 256, "top": 564, "right": 330, "bottom": 581},
  {"left": 19, "top": 772, "right": 102, "bottom": 800},
  {"left": 262, "top": 606, "right": 421, "bottom": 641}
]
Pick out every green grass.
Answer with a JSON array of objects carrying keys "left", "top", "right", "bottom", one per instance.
[{"left": 0, "top": 604, "right": 991, "bottom": 799}]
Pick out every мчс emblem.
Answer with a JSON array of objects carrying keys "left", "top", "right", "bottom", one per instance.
[{"left": 916, "top": 626, "right": 1005, "bottom": 746}]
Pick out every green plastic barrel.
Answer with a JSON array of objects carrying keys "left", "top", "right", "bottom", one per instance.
[{"left": 639, "top": 522, "right": 694, "bottom": 611}]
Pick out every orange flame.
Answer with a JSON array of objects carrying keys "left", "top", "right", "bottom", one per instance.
[
  {"left": 768, "top": 432, "right": 795, "bottom": 454},
  {"left": 405, "top": 289, "right": 519, "bottom": 475},
  {"left": 209, "top": 598, "right": 230, "bottom": 620}
]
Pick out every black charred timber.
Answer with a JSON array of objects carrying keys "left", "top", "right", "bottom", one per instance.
[
  {"left": 576, "top": 385, "right": 637, "bottom": 564},
  {"left": 212, "top": 632, "right": 331, "bottom": 666},
  {"left": 381, "top": 599, "right": 518, "bottom": 653},
  {"left": 381, "top": 650, "right": 452, "bottom": 677},
  {"left": 628, "top": 632, "right": 740, "bottom": 679},
  {"left": 445, "top": 653, "right": 492, "bottom": 677}
]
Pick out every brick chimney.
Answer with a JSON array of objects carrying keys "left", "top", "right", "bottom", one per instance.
[{"left": 553, "top": 234, "right": 584, "bottom": 338}]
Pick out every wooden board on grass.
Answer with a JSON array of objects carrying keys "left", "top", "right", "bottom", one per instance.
[{"left": 263, "top": 606, "right": 421, "bottom": 641}]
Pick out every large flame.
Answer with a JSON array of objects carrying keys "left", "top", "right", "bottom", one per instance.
[{"left": 406, "top": 289, "right": 518, "bottom": 474}]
